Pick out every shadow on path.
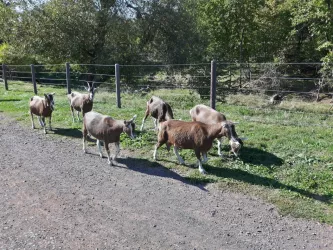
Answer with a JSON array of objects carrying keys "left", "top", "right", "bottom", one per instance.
[
  {"left": 205, "top": 164, "right": 332, "bottom": 203},
  {"left": 116, "top": 157, "right": 207, "bottom": 191},
  {"left": 52, "top": 128, "right": 82, "bottom": 139}
]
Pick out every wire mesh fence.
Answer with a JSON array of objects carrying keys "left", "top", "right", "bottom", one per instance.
[{"left": 1, "top": 62, "right": 333, "bottom": 128}]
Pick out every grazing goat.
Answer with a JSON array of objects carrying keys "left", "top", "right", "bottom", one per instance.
[
  {"left": 29, "top": 93, "right": 55, "bottom": 134},
  {"left": 83, "top": 111, "right": 137, "bottom": 165},
  {"left": 153, "top": 120, "right": 234, "bottom": 174},
  {"left": 68, "top": 82, "right": 97, "bottom": 122},
  {"left": 269, "top": 93, "right": 284, "bottom": 105},
  {"left": 190, "top": 104, "right": 244, "bottom": 157},
  {"left": 140, "top": 96, "right": 174, "bottom": 131}
]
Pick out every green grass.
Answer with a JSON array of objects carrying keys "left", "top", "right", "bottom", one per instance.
[{"left": 1, "top": 81, "right": 333, "bottom": 224}]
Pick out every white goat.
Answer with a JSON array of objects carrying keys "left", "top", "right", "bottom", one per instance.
[
  {"left": 68, "top": 82, "right": 97, "bottom": 122},
  {"left": 153, "top": 119, "right": 234, "bottom": 174},
  {"left": 83, "top": 111, "right": 137, "bottom": 165},
  {"left": 190, "top": 104, "right": 244, "bottom": 157},
  {"left": 140, "top": 96, "right": 174, "bottom": 131},
  {"left": 29, "top": 93, "right": 55, "bottom": 134}
]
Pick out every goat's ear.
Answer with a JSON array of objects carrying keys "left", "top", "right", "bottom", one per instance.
[
  {"left": 51, "top": 92, "right": 55, "bottom": 96},
  {"left": 44, "top": 93, "right": 48, "bottom": 99}
]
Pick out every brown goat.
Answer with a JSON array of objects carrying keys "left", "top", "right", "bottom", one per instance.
[
  {"left": 190, "top": 104, "right": 244, "bottom": 157},
  {"left": 83, "top": 111, "right": 137, "bottom": 165},
  {"left": 68, "top": 82, "right": 97, "bottom": 122},
  {"left": 140, "top": 96, "right": 174, "bottom": 131},
  {"left": 29, "top": 93, "right": 55, "bottom": 134},
  {"left": 153, "top": 120, "right": 233, "bottom": 174}
]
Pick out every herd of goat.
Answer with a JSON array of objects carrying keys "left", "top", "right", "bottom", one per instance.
[{"left": 29, "top": 82, "right": 245, "bottom": 174}]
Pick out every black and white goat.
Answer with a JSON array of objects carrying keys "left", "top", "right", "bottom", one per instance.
[
  {"left": 68, "top": 82, "right": 97, "bottom": 122},
  {"left": 190, "top": 104, "right": 244, "bottom": 157},
  {"left": 29, "top": 93, "right": 55, "bottom": 134},
  {"left": 153, "top": 119, "right": 234, "bottom": 174},
  {"left": 140, "top": 96, "right": 174, "bottom": 131},
  {"left": 83, "top": 111, "right": 137, "bottom": 165}
]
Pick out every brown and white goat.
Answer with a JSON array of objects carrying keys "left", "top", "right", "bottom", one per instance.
[
  {"left": 68, "top": 82, "right": 97, "bottom": 122},
  {"left": 190, "top": 104, "right": 244, "bottom": 157},
  {"left": 140, "top": 96, "right": 174, "bottom": 131},
  {"left": 153, "top": 120, "right": 234, "bottom": 174},
  {"left": 83, "top": 111, "right": 137, "bottom": 165},
  {"left": 29, "top": 93, "right": 55, "bottom": 134}
]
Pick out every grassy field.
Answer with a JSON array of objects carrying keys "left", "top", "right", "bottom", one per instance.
[{"left": 1, "top": 81, "right": 333, "bottom": 224}]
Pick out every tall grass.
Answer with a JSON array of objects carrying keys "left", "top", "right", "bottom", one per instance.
[{"left": 1, "top": 81, "right": 333, "bottom": 224}]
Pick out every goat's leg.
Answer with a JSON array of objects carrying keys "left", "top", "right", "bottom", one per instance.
[
  {"left": 153, "top": 118, "right": 158, "bottom": 131},
  {"left": 202, "top": 152, "right": 208, "bottom": 163},
  {"left": 173, "top": 146, "right": 185, "bottom": 165},
  {"left": 41, "top": 117, "right": 47, "bottom": 134},
  {"left": 37, "top": 116, "right": 44, "bottom": 127},
  {"left": 195, "top": 149, "right": 206, "bottom": 174},
  {"left": 140, "top": 110, "right": 150, "bottom": 131},
  {"left": 82, "top": 128, "right": 88, "bottom": 153},
  {"left": 153, "top": 141, "right": 164, "bottom": 160},
  {"left": 96, "top": 139, "right": 103, "bottom": 158},
  {"left": 217, "top": 137, "right": 223, "bottom": 157},
  {"left": 70, "top": 106, "right": 75, "bottom": 122},
  {"left": 30, "top": 111, "right": 35, "bottom": 129},
  {"left": 48, "top": 116, "right": 52, "bottom": 131},
  {"left": 104, "top": 142, "right": 112, "bottom": 165},
  {"left": 76, "top": 111, "right": 81, "bottom": 122},
  {"left": 113, "top": 141, "right": 120, "bottom": 160}
]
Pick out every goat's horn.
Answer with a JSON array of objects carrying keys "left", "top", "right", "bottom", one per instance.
[{"left": 130, "top": 114, "right": 137, "bottom": 122}]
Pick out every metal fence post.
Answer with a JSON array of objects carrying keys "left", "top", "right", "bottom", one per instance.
[
  {"left": 31, "top": 64, "right": 37, "bottom": 94},
  {"left": 210, "top": 60, "right": 217, "bottom": 110},
  {"left": 2, "top": 64, "right": 8, "bottom": 90},
  {"left": 115, "top": 63, "right": 121, "bottom": 108},
  {"left": 66, "top": 62, "right": 71, "bottom": 94}
]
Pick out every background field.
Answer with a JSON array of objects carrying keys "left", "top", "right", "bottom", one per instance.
[{"left": 1, "top": 81, "right": 333, "bottom": 224}]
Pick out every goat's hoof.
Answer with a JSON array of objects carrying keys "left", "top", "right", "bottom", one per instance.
[
  {"left": 99, "top": 153, "right": 103, "bottom": 158},
  {"left": 199, "top": 169, "right": 207, "bottom": 175},
  {"left": 107, "top": 160, "right": 112, "bottom": 165}
]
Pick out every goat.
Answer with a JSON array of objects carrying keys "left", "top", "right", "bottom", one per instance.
[
  {"left": 140, "top": 96, "right": 174, "bottom": 131},
  {"left": 190, "top": 104, "right": 244, "bottom": 157},
  {"left": 68, "top": 82, "right": 97, "bottom": 122},
  {"left": 29, "top": 93, "right": 55, "bottom": 134},
  {"left": 83, "top": 111, "right": 137, "bottom": 165},
  {"left": 153, "top": 120, "right": 234, "bottom": 174},
  {"left": 269, "top": 93, "right": 284, "bottom": 105}
]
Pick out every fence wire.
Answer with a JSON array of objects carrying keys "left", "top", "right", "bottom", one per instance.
[{"left": 2, "top": 62, "right": 333, "bottom": 129}]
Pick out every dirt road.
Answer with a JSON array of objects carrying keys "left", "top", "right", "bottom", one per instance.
[{"left": 0, "top": 114, "right": 332, "bottom": 249}]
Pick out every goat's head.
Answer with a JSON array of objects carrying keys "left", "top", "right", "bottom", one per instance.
[
  {"left": 44, "top": 93, "right": 55, "bottom": 111},
  {"left": 123, "top": 115, "right": 137, "bottom": 139},
  {"left": 85, "top": 82, "right": 97, "bottom": 101},
  {"left": 221, "top": 121, "right": 244, "bottom": 157}
]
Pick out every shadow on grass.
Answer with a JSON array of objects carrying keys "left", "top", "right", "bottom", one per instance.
[
  {"left": 0, "top": 98, "right": 21, "bottom": 102},
  {"left": 116, "top": 157, "right": 207, "bottom": 191},
  {"left": 52, "top": 127, "right": 82, "bottom": 139},
  {"left": 238, "top": 147, "right": 284, "bottom": 167},
  {"left": 205, "top": 164, "right": 332, "bottom": 203}
]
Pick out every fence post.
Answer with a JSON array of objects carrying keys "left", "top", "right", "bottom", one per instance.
[
  {"left": 210, "top": 60, "right": 217, "bottom": 109},
  {"left": 2, "top": 64, "right": 8, "bottom": 90},
  {"left": 31, "top": 64, "right": 37, "bottom": 94},
  {"left": 115, "top": 63, "right": 121, "bottom": 108},
  {"left": 66, "top": 62, "right": 71, "bottom": 94}
]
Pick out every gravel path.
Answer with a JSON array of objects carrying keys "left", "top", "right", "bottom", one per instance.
[{"left": 0, "top": 114, "right": 332, "bottom": 249}]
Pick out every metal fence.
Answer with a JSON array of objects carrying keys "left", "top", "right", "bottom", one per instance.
[{"left": 1, "top": 61, "right": 333, "bottom": 107}]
